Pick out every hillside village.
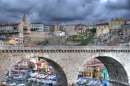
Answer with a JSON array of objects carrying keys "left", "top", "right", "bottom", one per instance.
[
  {"left": 0, "top": 15, "right": 130, "bottom": 86},
  {"left": 0, "top": 15, "right": 130, "bottom": 46}
]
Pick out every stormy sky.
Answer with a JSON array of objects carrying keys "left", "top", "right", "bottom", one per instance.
[{"left": 0, "top": 0, "right": 130, "bottom": 25}]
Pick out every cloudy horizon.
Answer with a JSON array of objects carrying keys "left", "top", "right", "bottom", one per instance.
[{"left": 0, "top": 0, "right": 130, "bottom": 25}]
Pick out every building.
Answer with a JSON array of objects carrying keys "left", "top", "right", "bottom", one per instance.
[
  {"left": 64, "top": 24, "right": 86, "bottom": 35},
  {"left": 15, "top": 58, "right": 30, "bottom": 70},
  {"left": 126, "top": 19, "right": 130, "bottom": 24},
  {"left": 54, "top": 24, "right": 60, "bottom": 31},
  {"left": 87, "top": 25, "right": 96, "bottom": 29},
  {"left": 96, "top": 23, "right": 109, "bottom": 37},
  {"left": 0, "top": 38, "right": 4, "bottom": 45},
  {"left": 49, "top": 24, "right": 64, "bottom": 32},
  {"left": 54, "top": 31, "right": 65, "bottom": 37},
  {"left": 0, "top": 14, "right": 31, "bottom": 45},
  {"left": 49, "top": 25, "right": 55, "bottom": 32},
  {"left": 79, "top": 58, "right": 109, "bottom": 80},
  {"left": 10, "top": 58, "right": 31, "bottom": 76},
  {"left": 30, "top": 23, "right": 44, "bottom": 31},
  {"left": 109, "top": 18, "right": 130, "bottom": 29},
  {"left": 75, "top": 24, "right": 86, "bottom": 34},
  {"left": 109, "top": 18, "right": 125, "bottom": 29},
  {"left": 44, "top": 25, "right": 50, "bottom": 32},
  {"left": 4, "top": 39, "right": 18, "bottom": 45},
  {"left": 36, "top": 60, "right": 48, "bottom": 73},
  {"left": 64, "top": 24, "right": 76, "bottom": 35}
]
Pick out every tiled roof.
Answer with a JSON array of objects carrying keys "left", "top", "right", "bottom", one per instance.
[
  {"left": 31, "top": 23, "right": 43, "bottom": 24},
  {"left": 65, "top": 24, "right": 77, "bottom": 26},
  {"left": 96, "top": 23, "right": 109, "bottom": 26},
  {"left": 75, "top": 24, "right": 86, "bottom": 26},
  {"left": 0, "top": 23, "right": 19, "bottom": 27},
  {"left": 85, "top": 63, "right": 104, "bottom": 67}
]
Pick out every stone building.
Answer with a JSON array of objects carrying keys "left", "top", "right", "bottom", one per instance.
[
  {"left": 96, "top": 23, "right": 109, "bottom": 37},
  {"left": 64, "top": 24, "right": 76, "bottom": 35},
  {"left": 0, "top": 14, "right": 31, "bottom": 45},
  {"left": 109, "top": 17, "right": 130, "bottom": 30},
  {"left": 75, "top": 24, "right": 86, "bottom": 34}
]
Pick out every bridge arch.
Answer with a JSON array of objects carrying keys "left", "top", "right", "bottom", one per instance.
[
  {"left": 96, "top": 56, "right": 128, "bottom": 86},
  {"left": 23, "top": 53, "right": 68, "bottom": 86},
  {"left": 80, "top": 56, "right": 129, "bottom": 86},
  {"left": 39, "top": 57, "right": 68, "bottom": 86}
]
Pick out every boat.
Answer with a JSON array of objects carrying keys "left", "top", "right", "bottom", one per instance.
[
  {"left": 9, "top": 82, "right": 16, "bottom": 86},
  {"left": 17, "top": 84, "right": 26, "bottom": 86}
]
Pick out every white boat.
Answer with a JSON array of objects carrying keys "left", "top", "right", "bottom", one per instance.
[
  {"left": 9, "top": 82, "right": 17, "bottom": 86},
  {"left": 13, "top": 76, "right": 24, "bottom": 81},
  {"left": 2, "top": 82, "right": 7, "bottom": 84},
  {"left": 17, "top": 84, "right": 26, "bottom": 86}
]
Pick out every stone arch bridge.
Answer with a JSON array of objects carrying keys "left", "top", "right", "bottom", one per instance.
[{"left": 0, "top": 46, "right": 130, "bottom": 86}]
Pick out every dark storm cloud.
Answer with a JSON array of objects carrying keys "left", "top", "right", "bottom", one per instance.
[
  {"left": 0, "top": 0, "right": 130, "bottom": 24},
  {"left": 106, "top": 0, "right": 130, "bottom": 10}
]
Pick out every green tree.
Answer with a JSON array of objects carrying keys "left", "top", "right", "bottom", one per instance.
[
  {"left": 90, "top": 28, "right": 96, "bottom": 33},
  {"left": 28, "top": 61, "right": 35, "bottom": 72}
]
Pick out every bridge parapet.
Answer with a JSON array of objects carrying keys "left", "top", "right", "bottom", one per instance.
[
  {"left": 0, "top": 45, "right": 130, "bottom": 50},
  {"left": 0, "top": 46, "right": 130, "bottom": 53}
]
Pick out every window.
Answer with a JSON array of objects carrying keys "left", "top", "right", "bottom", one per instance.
[
  {"left": 23, "top": 26, "right": 27, "bottom": 32},
  {"left": 120, "top": 21, "right": 122, "bottom": 24},
  {"left": 127, "top": 22, "right": 130, "bottom": 24}
]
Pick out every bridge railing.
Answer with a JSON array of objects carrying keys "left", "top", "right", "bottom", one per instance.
[{"left": 0, "top": 45, "right": 130, "bottom": 50}]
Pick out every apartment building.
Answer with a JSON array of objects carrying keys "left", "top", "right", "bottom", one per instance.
[
  {"left": 31, "top": 23, "right": 44, "bottom": 31},
  {"left": 96, "top": 23, "right": 109, "bottom": 37},
  {"left": 75, "top": 24, "right": 86, "bottom": 34},
  {"left": 109, "top": 17, "right": 125, "bottom": 29},
  {"left": 0, "top": 14, "right": 31, "bottom": 45}
]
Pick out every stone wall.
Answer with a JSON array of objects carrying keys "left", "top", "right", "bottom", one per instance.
[{"left": 24, "top": 32, "right": 59, "bottom": 45}]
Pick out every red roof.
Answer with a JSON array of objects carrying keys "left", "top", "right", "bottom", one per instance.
[
  {"left": 96, "top": 23, "right": 109, "bottom": 26},
  {"left": 85, "top": 63, "right": 104, "bottom": 67},
  {"left": 75, "top": 24, "right": 86, "bottom": 26},
  {"left": 66, "top": 24, "right": 77, "bottom": 26},
  {"left": 66, "top": 24, "right": 86, "bottom": 26},
  {"left": 31, "top": 23, "right": 43, "bottom": 24},
  {"left": 0, "top": 23, "right": 19, "bottom": 26}
]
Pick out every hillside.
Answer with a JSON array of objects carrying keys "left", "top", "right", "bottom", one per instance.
[
  {"left": 66, "top": 33, "right": 95, "bottom": 46},
  {"left": 90, "top": 27, "right": 130, "bottom": 46}
]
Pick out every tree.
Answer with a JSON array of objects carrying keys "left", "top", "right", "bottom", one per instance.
[
  {"left": 90, "top": 28, "right": 96, "bottom": 33},
  {"left": 28, "top": 61, "right": 35, "bottom": 72}
]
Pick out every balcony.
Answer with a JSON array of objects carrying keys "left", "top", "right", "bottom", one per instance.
[{"left": 0, "top": 30, "right": 19, "bottom": 34}]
